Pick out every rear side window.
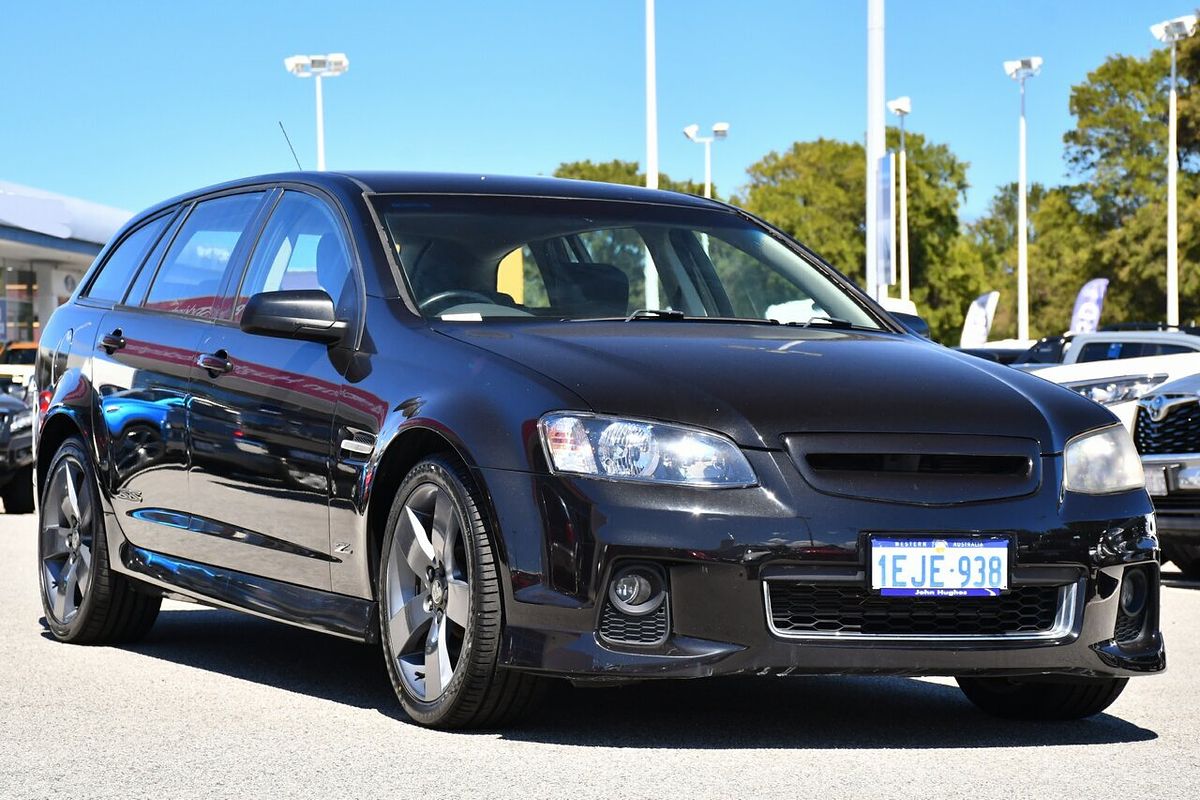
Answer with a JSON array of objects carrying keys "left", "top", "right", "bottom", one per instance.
[
  {"left": 85, "top": 215, "right": 169, "bottom": 303},
  {"left": 1075, "top": 341, "right": 1196, "bottom": 362},
  {"left": 144, "top": 193, "right": 264, "bottom": 317}
]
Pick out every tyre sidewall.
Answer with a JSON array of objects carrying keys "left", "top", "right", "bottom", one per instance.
[{"left": 378, "top": 456, "right": 497, "bottom": 726}]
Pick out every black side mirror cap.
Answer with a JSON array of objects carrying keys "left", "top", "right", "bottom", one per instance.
[
  {"left": 892, "top": 311, "right": 931, "bottom": 339},
  {"left": 240, "top": 289, "right": 348, "bottom": 345}
]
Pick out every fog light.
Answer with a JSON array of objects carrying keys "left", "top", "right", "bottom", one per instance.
[
  {"left": 607, "top": 565, "right": 666, "bottom": 616},
  {"left": 1120, "top": 569, "right": 1148, "bottom": 617}
]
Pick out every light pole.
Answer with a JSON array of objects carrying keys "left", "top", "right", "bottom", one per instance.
[
  {"left": 683, "top": 122, "right": 730, "bottom": 199},
  {"left": 1004, "top": 56, "right": 1042, "bottom": 341},
  {"left": 1152, "top": 15, "right": 1198, "bottom": 327},
  {"left": 283, "top": 53, "right": 349, "bottom": 171},
  {"left": 887, "top": 97, "right": 911, "bottom": 301},
  {"left": 644, "top": 0, "right": 660, "bottom": 307}
]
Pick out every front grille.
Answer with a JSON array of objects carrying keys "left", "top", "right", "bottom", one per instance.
[
  {"left": 599, "top": 600, "right": 668, "bottom": 646},
  {"left": 783, "top": 433, "right": 1041, "bottom": 505},
  {"left": 766, "top": 583, "right": 1064, "bottom": 638},
  {"left": 805, "top": 452, "right": 1030, "bottom": 476},
  {"left": 1135, "top": 399, "right": 1200, "bottom": 455}
]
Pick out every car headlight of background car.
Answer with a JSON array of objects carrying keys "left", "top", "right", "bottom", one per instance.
[
  {"left": 539, "top": 412, "right": 757, "bottom": 487},
  {"left": 1063, "top": 424, "right": 1145, "bottom": 494},
  {"left": 1062, "top": 374, "right": 1168, "bottom": 406},
  {"left": 7, "top": 409, "right": 33, "bottom": 433}
]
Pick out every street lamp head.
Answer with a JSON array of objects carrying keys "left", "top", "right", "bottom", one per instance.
[
  {"left": 1151, "top": 14, "right": 1198, "bottom": 43},
  {"left": 886, "top": 96, "right": 911, "bottom": 117},
  {"left": 283, "top": 52, "right": 350, "bottom": 78},
  {"left": 683, "top": 124, "right": 700, "bottom": 141},
  {"left": 1003, "top": 56, "right": 1043, "bottom": 80},
  {"left": 712, "top": 122, "right": 730, "bottom": 139}
]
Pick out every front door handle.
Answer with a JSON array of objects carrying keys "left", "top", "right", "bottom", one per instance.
[
  {"left": 99, "top": 329, "right": 125, "bottom": 354},
  {"left": 195, "top": 351, "right": 233, "bottom": 377}
]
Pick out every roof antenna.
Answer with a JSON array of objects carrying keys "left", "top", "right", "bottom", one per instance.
[{"left": 278, "top": 121, "right": 303, "bottom": 170}]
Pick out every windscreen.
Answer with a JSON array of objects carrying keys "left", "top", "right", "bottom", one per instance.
[{"left": 372, "top": 195, "right": 882, "bottom": 329}]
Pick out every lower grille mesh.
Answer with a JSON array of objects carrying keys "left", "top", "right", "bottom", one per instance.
[
  {"left": 767, "top": 583, "right": 1062, "bottom": 636},
  {"left": 599, "top": 601, "right": 668, "bottom": 646}
]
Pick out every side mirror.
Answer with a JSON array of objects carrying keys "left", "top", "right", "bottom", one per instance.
[
  {"left": 240, "top": 289, "right": 348, "bottom": 345},
  {"left": 892, "top": 311, "right": 931, "bottom": 339}
]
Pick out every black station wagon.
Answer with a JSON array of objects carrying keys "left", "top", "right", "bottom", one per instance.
[{"left": 35, "top": 172, "right": 1163, "bottom": 728}]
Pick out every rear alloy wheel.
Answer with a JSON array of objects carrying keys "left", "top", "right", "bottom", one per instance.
[
  {"left": 39, "top": 436, "right": 160, "bottom": 643},
  {"left": 956, "top": 676, "right": 1128, "bottom": 720},
  {"left": 378, "top": 455, "right": 543, "bottom": 728}
]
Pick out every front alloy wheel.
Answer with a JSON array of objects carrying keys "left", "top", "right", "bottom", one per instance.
[{"left": 378, "top": 455, "right": 543, "bottom": 728}]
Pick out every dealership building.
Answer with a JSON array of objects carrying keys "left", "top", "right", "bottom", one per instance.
[{"left": 0, "top": 180, "right": 129, "bottom": 343}]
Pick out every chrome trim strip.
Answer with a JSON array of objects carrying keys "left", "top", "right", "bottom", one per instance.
[{"left": 762, "top": 579, "right": 1082, "bottom": 643}]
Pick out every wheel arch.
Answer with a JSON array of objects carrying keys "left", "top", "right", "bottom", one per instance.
[
  {"left": 36, "top": 410, "right": 89, "bottom": 498},
  {"left": 365, "top": 424, "right": 507, "bottom": 590}
]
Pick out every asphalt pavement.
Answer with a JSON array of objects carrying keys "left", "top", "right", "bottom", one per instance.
[{"left": 1, "top": 511, "right": 1197, "bottom": 799}]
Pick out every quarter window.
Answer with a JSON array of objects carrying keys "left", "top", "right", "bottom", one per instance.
[
  {"left": 85, "top": 215, "right": 169, "bottom": 303},
  {"left": 235, "top": 191, "right": 355, "bottom": 321},
  {"left": 144, "top": 193, "right": 264, "bottom": 317}
]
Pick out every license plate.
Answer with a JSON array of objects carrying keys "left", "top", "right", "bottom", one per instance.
[
  {"left": 871, "top": 536, "right": 1009, "bottom": 597},
  {"left": 1145, "top": 467, "right": 1168, "bottom": 497}
]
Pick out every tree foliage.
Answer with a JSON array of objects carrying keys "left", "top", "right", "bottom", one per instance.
[{"left": 552, "top": 33, "right": 1200, "bottom": 342}]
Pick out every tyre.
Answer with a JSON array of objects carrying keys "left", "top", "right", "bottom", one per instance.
[
  {"left": 2, "top": 464, "right": 35, "bottom": 513},
  {"left": 1162, "top": 543, "right": 1200, "bottom": 580},
  {"left": 378, "top": 454, "right": 544, "bottom": 728},
  {"left": 956, "top": 676, "right": 1128, "bottom": 720},
  {"left": 39, "top": 436, "right": 161, "bottom": 643}
]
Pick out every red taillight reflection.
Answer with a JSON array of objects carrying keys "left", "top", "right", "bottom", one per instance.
[{"left": 38, "top": 391, "right": 51, "bottom": 415}]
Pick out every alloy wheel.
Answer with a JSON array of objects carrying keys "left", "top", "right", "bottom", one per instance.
[
  {"left": 385, "top": 482, "right": 471, "bottom": 702},
  {"left": 40, "top": 458, "right": 94, "bottom": 625}
]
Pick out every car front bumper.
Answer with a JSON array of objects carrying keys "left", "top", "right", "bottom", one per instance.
[
  {"left": 0, "top": 428, "right": 34, "bottom": 485},
  {"left": 1142, "top": 453, "right": 1200, "bottom": 545},
  {"left": 479, "top": 453, "right": 1166, "bottom": 682}
]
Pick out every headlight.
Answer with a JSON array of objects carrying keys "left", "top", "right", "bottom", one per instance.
[
  {"left": 539, "top": 412, "right": 756, "bottom": 487},
  {"left": 1062, "top": 374, "right": 1168, "bottom": 405},
  {"left": 8, "top": 409, "right": 33, "bottom": 433},
  {"left": 1063, "top": 424, "right": 1144, "bottom": 495}
]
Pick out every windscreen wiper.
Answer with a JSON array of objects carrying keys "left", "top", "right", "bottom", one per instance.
[
  {"left": 788, "top": 316, "right": 855, "bottom": 329},
  {"left": 625, "top": 308, "right": 686, "bottom": 322}
]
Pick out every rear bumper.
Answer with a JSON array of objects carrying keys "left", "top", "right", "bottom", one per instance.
[{"left": 480, "top": 463, "right": 1165, "bottom": 681}]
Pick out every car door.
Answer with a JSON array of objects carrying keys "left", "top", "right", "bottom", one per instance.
[
  {"left": 186, "top": 189, "right": 360, "bottom": 589},
  {"left": 94, "top": 191, "right": 269, "bottom": 557}
]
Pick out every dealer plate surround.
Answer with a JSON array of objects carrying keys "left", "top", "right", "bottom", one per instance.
[{"left": 870, "top": 536, "right": 1010, "bottom": 597}]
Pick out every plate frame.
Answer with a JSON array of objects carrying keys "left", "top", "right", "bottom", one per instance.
[{"left": 866, "top": 533, "right": 1016, "bottom": 597}]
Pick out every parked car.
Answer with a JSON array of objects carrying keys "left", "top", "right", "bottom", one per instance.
[
  {"left": 1034, "top": 352, "right": 1200, "bottom": 431},
  {"left": 35, "top": 172, "right": 1163, "bottom": 728},
  {"left": 1131, "top": 372, "right": 1200, "bottom": 578},
  {"left": 1014, "top": 329, "right": 1200, "bottom": 372},
  {"left": 0, "top": 390, "right": 34, "bottom": 513}
]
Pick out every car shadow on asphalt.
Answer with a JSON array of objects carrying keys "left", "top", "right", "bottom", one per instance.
[{"left": 43, "top": 606, "right": 1159, "bottom": 749}]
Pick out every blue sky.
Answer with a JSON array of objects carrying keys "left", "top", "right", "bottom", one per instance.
[{"left": 0, "top": 1, "right": 1185, "bottom": 220}]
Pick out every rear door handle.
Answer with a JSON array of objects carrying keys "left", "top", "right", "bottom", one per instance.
[
  {"left": 99, "top": 330, "right": 125, "bottom": 354},
  {"left": 195, "top": 351, "right": 233, "bottom": 377}
]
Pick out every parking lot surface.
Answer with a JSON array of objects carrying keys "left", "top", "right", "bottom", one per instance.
[{"left": 1, "top": 511, "right": 1197, "bottom": 799}]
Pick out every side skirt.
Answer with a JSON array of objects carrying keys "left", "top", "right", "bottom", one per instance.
[{"left": 121, "top": 544, "right": 378, "bottom": 643}]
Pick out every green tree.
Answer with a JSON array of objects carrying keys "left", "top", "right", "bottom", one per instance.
[
  {"left": 735, "top": 133, "right": 979, "bottom": 342},
  {"left": 553, "top": 159, "right": 708, "bottom": 196}
]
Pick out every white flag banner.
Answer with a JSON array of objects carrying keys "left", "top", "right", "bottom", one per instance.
[
  {"left": 960, "top": 291, "right": 1000, "bottom": 348},
  {"left": 1069, "top": 278, "right": 1109, "bottom": 333},
  {"left": 876, "top": 152, "right": 896, "bottom": 289}
]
